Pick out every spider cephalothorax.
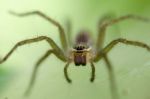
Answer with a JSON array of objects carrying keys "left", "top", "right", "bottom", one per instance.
[
  {"left": 72, "top": 31, "right": 92, "bottom": 66},
  {"left": 1, "top": 11, "right": 150, "bottom": 99}
]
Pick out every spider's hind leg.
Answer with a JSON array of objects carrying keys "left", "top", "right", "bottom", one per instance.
[
  {"left": 93, "top": 52, "right": 119, "bottom": 99},
  {"left": 103, "top": 55, "right": 119, "bottom": 99}
]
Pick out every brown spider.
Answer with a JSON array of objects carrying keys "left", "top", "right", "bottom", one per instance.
[{"left": 0, "top": 11, "right": 150, "bottom": 99}]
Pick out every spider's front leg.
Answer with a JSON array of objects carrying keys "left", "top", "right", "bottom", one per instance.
[
  {"left": 102, "top": 38, "right": 150, "bottom": 54},
  {"left": 0, "top": 36, "right": 66, "bottom": 64},
  {"left": 96, "top": 14, "right": 150, "bottom": 50},
  {"left": 96, "top": 13, "right": 119, "bottom": 49},
  {"left": 9, "top": 10, "right": 68, "bottom": 50},
  {"left": 97, "top": 38, "right": 150, "bottom": 66}
]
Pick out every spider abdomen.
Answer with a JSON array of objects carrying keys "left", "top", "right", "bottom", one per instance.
[{"left": 74, "top": 53, "right": 86, "bottom": 66}]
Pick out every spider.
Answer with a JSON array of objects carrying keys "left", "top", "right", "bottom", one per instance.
[{"left": 0, "top": 10, "right": 150, "bottom": 99}]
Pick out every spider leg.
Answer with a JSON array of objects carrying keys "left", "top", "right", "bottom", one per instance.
[
  {"left": 96, "top": 14, "right": 150, "bottom": 50},
  {"left": 0, "top": 36, "right": 66, "bottom": 64},
  {"left": 103, "top": 38, "right": 150, "bottom": 56},
  {"left": 103, "top": 55, "right": 119, "bottom": 99},
  {"left": 64, "top": 62, "right": 71, "bottom": 83},
  {"left": 90, "top": 62, "right": 95, "bottom": 82},
  {"left": 65, "top": 18, "right": 72, "bottom": 46},
  {"left": 24, "top": 49, "right": 65, "bottom": 96},
  {"left": 97, "top": 13, "right": 119, "bottom": 49},
  {"left": 93, "top": 38, "right": 150, "bottom": 99},
  {"left": 94, "top": 38, "right": 150, "bottom": 62},
  {"left": 93, "top": 52, "right": 119, "bottom": 99},
  {"left": 9, "top": 10, "right": 68, "bottom": 50}
]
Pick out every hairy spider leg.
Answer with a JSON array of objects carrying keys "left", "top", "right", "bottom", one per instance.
[
  {"left": 96, "top": 14, "right": 150, "bottom": 50},
  {"left": 9, "top": 10, "right": 68, "bottom": 51},
  {"left": 25, "top": 49, "right": 67, "bottom": 96}
]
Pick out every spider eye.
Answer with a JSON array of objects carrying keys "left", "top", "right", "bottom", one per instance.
[
  {"left": 73, "top": 43, "right": 89, "bottom": 50},
  {"left": 74, "top": 45, "right": 84, "bottom": 50},
  {"left": 78, "top": 46, "right": 82, "bottom": 50}
]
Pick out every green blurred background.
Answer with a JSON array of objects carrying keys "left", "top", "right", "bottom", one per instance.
[{"left": 0, "top": 0, "right": 150, "bottom": 99}]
